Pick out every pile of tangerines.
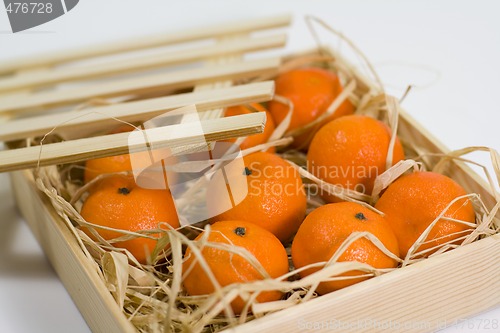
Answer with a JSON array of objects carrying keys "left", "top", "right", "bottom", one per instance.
[{"left": 79, "top": 66, "right": 475, "bottom": 315}]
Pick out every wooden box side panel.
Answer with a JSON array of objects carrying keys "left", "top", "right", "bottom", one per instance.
[
  {"left": 233, "top": 234, "right": 500, "bottom": 333},
  {"left": 10, "top": 170, "right": 136, "bottom": 333}
]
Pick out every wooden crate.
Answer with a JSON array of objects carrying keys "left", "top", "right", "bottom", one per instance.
[{"left": 2, "top": 15, "right": 499, "bottom": 333}]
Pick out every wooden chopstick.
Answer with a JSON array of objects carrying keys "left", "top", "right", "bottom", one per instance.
[
  {"left": 0, "top": 112, "right": 266, "bottom": 173},
  {"left": 0, "top": 57, "right": 280, "bottom": 114},
  {"left": 0, "top": 81, "right": 274, "bottom": 142},
  {"left": 0, "top": 14, "right": 291, "bottom": 74},
  {"left": 0, "top": 34, "right": 286, "bottom": 93}
]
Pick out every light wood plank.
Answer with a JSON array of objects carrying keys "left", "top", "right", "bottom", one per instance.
[
  {"left": 0, "top": 112, "right": 266, "bottom": 173},
  {"left": 0, "top": 81, "right": 274, "bottom": 142},
  {"left": 0, "top": 34, "right": 286, "bottom": 93},
  {"left": 0, "top": 57, "right": 280, "bottom": 114},
  {"left": 0, "top": 14, "right": 291, "bottom": 74},
  {"left": 234, "top": 234, "right": 500, "bottom": 333},
  {"left": 195, "top": 35, "right": 245, "bottom": 121}
]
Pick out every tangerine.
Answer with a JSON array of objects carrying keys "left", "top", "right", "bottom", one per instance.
[
  {"left": 80, "top": 175, "right": 179, "bottom": 264},
  {"left": 207, "top": 152, "right": 307, "bottom": 242},
  {"left": 307, "top": 115, "right": 405, "bottom": 201},
  {"left": 182, "top": 220, "right": 289, "bottom": 314},
  {"left": 84, "top": 125, "right": 136, "bottom": 183},
  {"left": 84, "top": 125, "right": 174, "bottom": 188},
  {"left": 374, "top": 171, "right": 475, "bottom": 258},
  {"left": 84, "top": 154, "right": 132, "bottom": 184},
  {"left": 291, "top": 202, "right": 399, "bottom": 294},
  {"left": 268, "top": 67, "right": 354, "bottom": 148},
  {"left": 223, "top": 103, "right": 276, "bottom": 152}
]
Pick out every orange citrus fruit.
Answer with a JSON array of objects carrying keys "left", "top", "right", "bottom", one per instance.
[
  {"left": 183, "top": 220, "right": 289, "bottom": 314},
  {"left": 80, "top": 175, "right": 179, "bottom": 264},
  {"left": 84, "top": 154, "right": 132, "bottom": 184},
  {"left": 85, "top": 150, "right": 173, "bottom": 186},
  {"left": 84, "top": 125, "right": 175, "bottom": 188},
  {"left": 207, "top": 152, "right": 307, "bottom": 242},
  {"left": 84, "top": 125, "right": 136, "bottom": 183},
  {"left": 291, "top": 202, "right": 400, "bottom": 294},
  {"left": 307, "top": 115, "right": 405, "bottom": 201},
  {"left": 223, "top": 103, "right": 276, "bottom": 152},
  {"left": 268, "top": 67, "right": 354, "bottom": 148},
  {"left": 374, "top": 171, "right": 475, "bottom": 258}
]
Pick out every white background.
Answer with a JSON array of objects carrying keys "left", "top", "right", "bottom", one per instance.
[{"left": 0, "top": 0, "right": 499, "bottom": 332}]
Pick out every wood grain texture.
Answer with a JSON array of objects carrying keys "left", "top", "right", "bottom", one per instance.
[
  {"left": 0, "top": 14, "right": 291, "bottom": 74},
  {"left": 1, "top": 111, "right": 266, "bottom": 173},
  {"left": 0, "top": 81, "right": 275, "bottom": 142},
  {"left": 0, "top": 57, "right": 280, "bottom": 114},
  {"left": 232, "top": 234, "right": 500, "bottom": 333},
  {"left": 0, "top": 34, "right": 286, "bottom": 93},
  {"left": 194, "top": 34, "right": 245, "bottom": 121}
]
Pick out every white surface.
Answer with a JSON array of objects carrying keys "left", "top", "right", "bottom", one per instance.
[{"left": 0, "top": 1, "right": 499, "bottom": 332}]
